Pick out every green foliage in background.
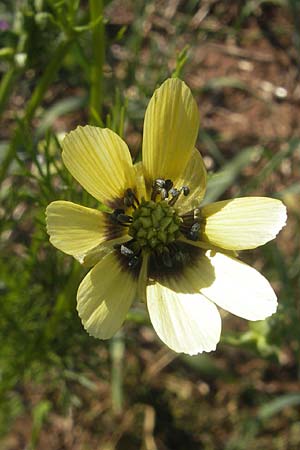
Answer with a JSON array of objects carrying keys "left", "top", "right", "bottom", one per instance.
[{"left": 1, "top": 0, "right": 300, "bottom": 448}]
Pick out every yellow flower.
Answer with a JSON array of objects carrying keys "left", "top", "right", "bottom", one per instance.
[{"left": 46, "top": 78, "right": 287, "bottom": 355}]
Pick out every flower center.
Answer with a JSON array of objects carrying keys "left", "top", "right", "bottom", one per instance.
[
  {"left": 128, "top": 199, "right": 181, "bottom": 251},
  {"left": 109, "top": 179, "right": 203, "bottom": 271}
]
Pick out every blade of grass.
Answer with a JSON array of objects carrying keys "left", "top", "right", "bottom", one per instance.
[
  {"left": 36, "top": 95, "right": 86, "bottom": 137},
  {"left": 25, "top": 38, "right": 74, "bottom": 122},
  {"left": 110, "top": 331, "right": 125, "bottom": 416},
  {"left": 200, "top": 129, "right": 226, "bottom": 165},
  {"left": 238, "top": 138, "right": 300, "bottom": 196},
  {"left": 29, "top": 401, "right": 52, "bottom": 450},
  {"left": 89, "top": 0, "right": 104, "bottom": 123},
  {"left": 258, "top": 393, "right": 300, "bottom": 420},
  {"left": 0, "top": 66, "right": 22, "bottom": 120},
  {"left": 171, "top": 46, "right": 190, "bottom": 78},
  {"left": 0, "top": 38, "right": 74, "bottom": 185},
  {"left": 203, "top": 145, "right": 263, "bottom": 204}
]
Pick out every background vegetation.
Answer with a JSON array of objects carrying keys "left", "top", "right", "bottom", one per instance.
[{"left": 1, "top": 0, "right": 300, "bottom": 449}]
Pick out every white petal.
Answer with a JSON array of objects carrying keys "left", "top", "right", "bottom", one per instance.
[
  {"left": 77, "top": 251, "right": 137, "bottom": 339},
  {"left": 147, "top": 281, "right": 221, "bottom": 355},
  {"left": 185, "top": 250, "right": 278, "bottom": 321},
  {"left": 201, "top": 197, "right": 287, "bottom": 250}
]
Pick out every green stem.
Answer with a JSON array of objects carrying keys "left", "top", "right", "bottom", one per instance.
[
  {"left": 0, "top": 66, "right": 22, "bottom": 120},
  {"left": 110, "top": 331, "right": 125, "bottom": 415},
  {"left": 89, "top": 0, "right": 105, "bottom": 123},
  {"left": 0, "top": 38, "right": 73, "bottom": 184},
  {"left": 25, "top": 38, "right": 73, "bottom": 122}
]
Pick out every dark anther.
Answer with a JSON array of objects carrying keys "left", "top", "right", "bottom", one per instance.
[
  {"left": 124, "top": 188, "right": 139, "bottom": 209},
  {"left": 119, "top": 243, "right": 141, "bottom": 270},
  {"left": 180, "top": 211, "right": 195, "bottom": 221},
  {"left": 181, "top": 208, "right": 200, "bottom": 221},
  {"left": 154, "top": 179, "right": 165, "bottom": 189},
  {"left": 168, "top": 188, "right": 180, "bottom": 206},
  {"left": 124, "top": 197, "right": 133, "bottom": 208},
  {"left": 182, "top": 186, "right": 190, "bottom": 196},
  {"left": 152, "top": 178, "right": 174, "bottom": 201},
  {"left": 110, "top": 209, "right": 125, "bottom": 224},
  {"left": 128, "top": 255, "right": 140, "bottom": 269},
  {"left": 188, "top": 222, "right": 200, "bottom": 241},
  {"left": 161, "top": 188, "right": 168, "bottom": 200},
  {"left": 110, "top": 209, "right": 133, "bottom": 225},
  {"left": 164, "top": 179, "right": 173, "bottom": 192},
  {"left": 120, "top": 245, "right": 134, "bottom": 256},
  {"left": 169, "top": 188, "right": 178, "bottom": 197},
  {"left": 151, "top": 179, "right": 163, "bottom": 201},
  {"left": 168, "top": 185, "right": 190, "bottom": 206},
  {"left": 152, "top": 178, "right": 188, "bottom": 203},
  {"left": 117, "top": 213, "right": 133, "bottom": 224}
]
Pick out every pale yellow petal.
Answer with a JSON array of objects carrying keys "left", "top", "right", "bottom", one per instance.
[
  {"left": 142, "top": 78, "right": 200, "bottom": 183},
  {"left": 147, "top": 281, "right": 221, "bottom": 355},
  {"left": 174, "top": 148, "right": 207, "bottom": 214},
  {"left": 77, "top": 251, "right": 137, "bottom": 339},
  {"left": 133, "top": 161, "right": 147, "bottom": 202},
  {"left": 201, "top": 197, "right": 287, "bottom": 250},
  {"left": 82, "top": 235, "right": 131, "bottom": 268},
  {"left": 62, "top": 125, "right": 136, "bottom": 204},
  {"left": 184, "top": 250, "right": 277, "bottom": 321},
  {"left": 46, "top": 201, "right": 123, "bottom": 262}
]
